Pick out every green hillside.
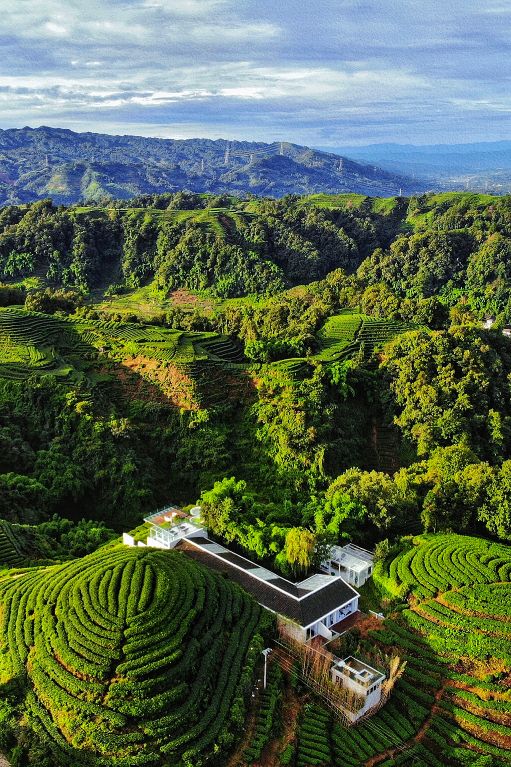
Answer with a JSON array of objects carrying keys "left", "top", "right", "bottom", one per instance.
[
  {"left": 0, "top": 307, "right": 413, "bottom": 387},
  {"left": 267, "top": 312, "right": 415, "bottom": 377},
  {"left": 0, "top": 520, "right": 24, "bottom": 568},
  {"left": 282, "top": 534, "right": 511, "bottom": 767},
  {"left": 0, "top": 546, "right": 265, "bottom": 766},
  {"left": 0, "top": 307, "right": 244, "bottom": 385}
]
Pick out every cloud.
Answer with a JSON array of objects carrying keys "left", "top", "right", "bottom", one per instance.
[{"left": 0, "top": 0, "right": 509, "bottom": 144}]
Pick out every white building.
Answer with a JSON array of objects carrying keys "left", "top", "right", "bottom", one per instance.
[
  {"left": 331, "top": 656, "right": 385, "bottom": 722},
  {"left": 179, "top": 535, "right": 360, "bottom": 643},
  {"left": 144, "top": 507, "right": 206, "bottom": 549},
  {"left": 321, "top": 543, "right": 374, "bottom": 587},
  {"left": 128, "top": 506, "right": 361, "bottom": 643}
]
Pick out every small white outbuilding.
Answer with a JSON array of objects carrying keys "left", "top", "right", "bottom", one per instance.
[
  {"left": 331, "top": 656, "right": 385, "bottom": 722},
  {"left": 320, "top": 543, "right": 374, "bottom": 587}
]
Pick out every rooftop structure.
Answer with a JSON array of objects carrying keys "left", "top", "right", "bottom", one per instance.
[
  {"left": 321, "top": 543, "right": 374, "bottom": 587},
  {"left": 331, "top": 656, "right": 385, "bottom": 721},
  {"left": 127, "top": 505, "right": 362, "bottom": 643},
  {"left": 144, "top": 506, "right": 205, "bottom": 549},
  {"left": 179, "top": 537, "right": 359, "bottom": 642}
]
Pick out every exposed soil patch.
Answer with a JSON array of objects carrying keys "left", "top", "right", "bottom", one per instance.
[
  {"left": 169, "top": 289, "right": 214, "bottom": 313},
  {"left": 100, "top": 364, "right": 170, "bottom": 406},
  {"left": 356, "top": 614, "right": 384, "bottom": 639},
  {"left": 122, "top": 357, "right": 199, "bottom": 410}
]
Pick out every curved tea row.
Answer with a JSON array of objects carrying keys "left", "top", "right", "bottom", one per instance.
[{"left": 0, "top": 546, "right": 262, "bottom": 766}]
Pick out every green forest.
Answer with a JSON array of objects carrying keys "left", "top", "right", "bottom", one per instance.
[{"left": 1, "top": 191, "right": 511, "bottom": 766}]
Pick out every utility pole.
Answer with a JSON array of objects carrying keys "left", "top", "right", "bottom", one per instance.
[
  {"left": 262, "top": 647, "right": 272, "bottom": 689},
  {"left": 224, "top": 143, "right": 230, "bottom": 166}
]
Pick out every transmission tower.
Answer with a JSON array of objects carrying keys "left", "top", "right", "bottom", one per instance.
[
  {"left": 279, "top": 142, "right": 284, "bottom": 156},
  {"left": 224, "top": 143, "right": 231, "bottom": 166},
  {"left": 338, "top": 158, "right": 344, "bottom": 173},
  {"left": 201, "top": 158, "right": 205, "bottom": 173}
]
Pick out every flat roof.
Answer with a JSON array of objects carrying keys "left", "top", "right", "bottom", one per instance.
[
  {"left": 178, "top": 538, "right": 359, "bottom": 629},
  {"left": 328, "top": 543, "right": 374, "bottom": 571},
  {"left": 335, "top": 656, "right": 385, "bottom": 683}
]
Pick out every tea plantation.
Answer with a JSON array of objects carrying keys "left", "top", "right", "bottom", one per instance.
[
  {"left": 0, "top": 547, "right": 265, "bottom": 766},
  {"left": 0, "top": 307, "right": 244, "bottom": 386},
  {"left": 282, "top": 534, "right": 511, "bottom": 766},
  {"left": 266, "top": 311, "right": 414, "bottom": 382}
]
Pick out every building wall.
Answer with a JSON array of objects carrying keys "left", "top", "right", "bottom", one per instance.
[
  {"left": 331, "top": 669, "right": 382, "bottom": 721},
  {"left": 146, "top": 535, "right": 177, "bottom": 549},
  {"left": 278, "top": 617, "right": 306, "bottom": 644},
  {"left": 306, "top": 596, "right": 359, "bottom": 639}
]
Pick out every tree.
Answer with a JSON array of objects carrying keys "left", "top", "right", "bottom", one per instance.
[
  {"left": 282, "top": 527, "right": 316, "bottom": 577},
  {"left": 478, "top": 461, "right": 511, "bottom": 540},
  {"left": 326, "top": 468, "right": 412, "bottom": 532},
  {"left": 199, "top": 477, "right": 253, "bottom": 543}
]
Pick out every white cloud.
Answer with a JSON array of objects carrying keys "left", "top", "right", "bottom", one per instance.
[
  {"left": 43, "top": 21, "right": 69, "bottom": 37},
  {"left": 0, "top": 0, "right": 509, "bottom": 144}
]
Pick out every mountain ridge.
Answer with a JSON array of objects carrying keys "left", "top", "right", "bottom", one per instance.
[
  {"left": 325, "top": 139, "right": 511, "bottom": 192},
  {"left": 0, "top": 125, "right": 426, "bottom": 205}
]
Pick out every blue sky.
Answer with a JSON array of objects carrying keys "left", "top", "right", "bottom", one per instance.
[{"left": 1, "top": 0, "right": 510, "bottom": 146}]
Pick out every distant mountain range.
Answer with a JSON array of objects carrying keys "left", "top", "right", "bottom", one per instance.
[
  {"left": 0, "top": 126, "right": 426, "bottom": 206},
  {"left": 327, "top": 141, "right": 511, "bottom": 193}
]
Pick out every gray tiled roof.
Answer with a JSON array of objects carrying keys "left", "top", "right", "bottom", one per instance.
[{"left": 178, "top": 539, "right": 358, "bottom": 628}]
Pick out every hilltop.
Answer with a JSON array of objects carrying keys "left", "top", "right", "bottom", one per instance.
[
  {"left": 0, "top": 126, "right": 425, "bottom": 205},
  {"left": 0, "top": 545, "right": 266, "bottom": 766}
]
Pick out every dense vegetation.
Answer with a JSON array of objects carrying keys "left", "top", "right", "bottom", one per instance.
[
  {"left": 2, "top": 191, "right": 511, "bottom": 765},
  {"left": 0, "top": 546, "right": 269, "bottom": 766}
]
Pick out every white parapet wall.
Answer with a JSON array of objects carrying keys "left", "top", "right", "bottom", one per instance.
[
  {"left": 123, "top": 533, "right": 135, "bottom": 547},
  {"left": 146, "top": 535, "right": 175, "bottom": 549}
]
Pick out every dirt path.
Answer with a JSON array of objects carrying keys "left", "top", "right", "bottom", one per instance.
[
  {"left": 225, "top": 680, "right": 262, "bottom": 767},
  {"left": 364, "top": 681, "right": 447, "bottom": 767},
  {"left": 259, "top": 685, "right": 303, "bottom": 767}
]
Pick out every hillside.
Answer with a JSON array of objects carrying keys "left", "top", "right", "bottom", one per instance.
[
  {"left": 5, "top": 190, "right": 510, "bottom": 301},
  {"left": 360, "top": 534, "right": 511, "bottom": 766},
  {"left": 0, "top": 546, "right": 266, "bottom": 766},
  {"left": 0, "top": 126, "right": 425, "bottom": 205},
  {"left": 263, "top": 534, "right": 511, "bottom": 767},
  {"left": 2, "top": 192, "right": 511, "bottom": 766}
]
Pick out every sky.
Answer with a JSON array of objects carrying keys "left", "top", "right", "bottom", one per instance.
[{"left": 1, "top": 0, "right": 510, "bottom": 147}]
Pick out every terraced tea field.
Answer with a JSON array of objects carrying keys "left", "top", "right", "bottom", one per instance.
[
  {"left": 269, "top": 312, "right": 414, "bottom": 378},
  {"left": 0, "top": 308, "right": 245, "bottom": 386},
  {"left": 0, "top": 546, "right": 264, "bottom": 766},
  {"left": 77, "top": 205, "right": 254, "bottom": 238},
  {"left": 357, "top": 534, "right": 511, "bottom": 766},
  {"left": 276, "top": 534, "right": 511, "bottom": 767},
  {"left": 0, "top": 521, "right": 24, "bottom": 568}
]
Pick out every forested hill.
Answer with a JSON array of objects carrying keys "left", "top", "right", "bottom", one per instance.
[
  {"left": 0, "top": 126, "right": 425, "bottom": 205},
  {"left": 1, "top": 191, "right": 511, "bottom": 315}
]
